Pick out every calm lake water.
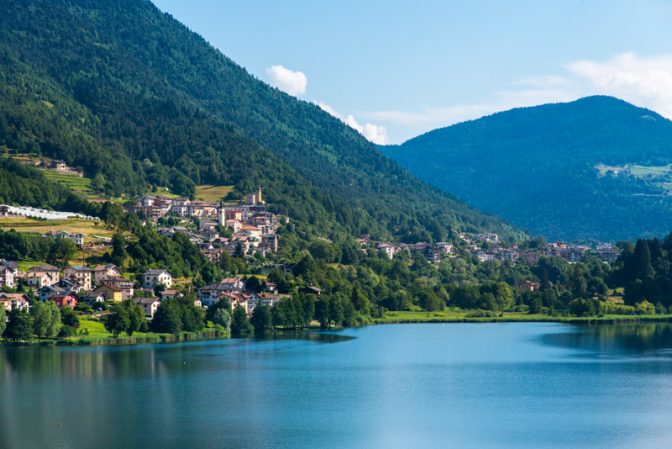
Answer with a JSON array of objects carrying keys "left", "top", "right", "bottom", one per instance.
[{"left": 3, "top": 322, "right": 672, "bottom": 449}]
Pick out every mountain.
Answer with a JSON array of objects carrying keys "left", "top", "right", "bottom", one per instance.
[
  {"left": 0, "top": 0, "right": 519, "bottom": 244},
  {"left": 383, "top": 96, "right": 672, "bottom": 241}
]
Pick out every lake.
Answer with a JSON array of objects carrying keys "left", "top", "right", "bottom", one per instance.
[{"left": 2, "top": 322, "right": 672, "bottom": 449}]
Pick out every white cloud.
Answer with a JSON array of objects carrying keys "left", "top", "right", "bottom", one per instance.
[
  {"left": 266, "top": 65, "right": 307, "bottom": 96},
  {"left": 318, "top": 102, "right": 388, "bottom": 145},
  {"left": 565, "top": 52, "right": 672, "bottom": 118},
  {"left": 364, "top": 52, "right": 672, "bottom": 143}
]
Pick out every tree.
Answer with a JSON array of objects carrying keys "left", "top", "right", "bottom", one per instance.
[
  {"left": 219, "top": 251, "right": 233, "bottom": 273},
  {"left": 31, "top": 301, "right": 62, "bottom": 338},
  {"left": 60, "top": 307, "right": 80, "bottom": 337},
  {"left": 152, "top": 298, "right": 182, "bottom": 333},
  {"left": 315, "top": 297, "right": 331, "bottom": 328},
  {"left": 122, "top": 300, "right": 145, "bottom": 335},
  {"left": 3, "top": 309, "right": 34, "bottom": 342},
  {"left": 251, "top": 305, "right": 273, "bottom": 335},
  {"left": 419, "top": 289, "right": 444, "bottom": 312},
  {"left": 211, "top": 307, "right": 231, "bottom": 330},
  {"left": 105, "top": 304, "right": 130, "bottom": 337},
  {"left": 231, "top": 305, "right": 253, "bottom": 337},
  {"left": 205, "top": 298, "right": 231, "bottom": 322},
  {"left": 179, "top": 298, "right": 205, "bottom": 332},
  {"left": 48, "top": 238, "right": 77, "bottom": 267},
  {"left": 351, "top": 288, "right": 370, "bottom": 315},
  {"left": 0, "top": 311, "right": 5, "bottom": 336},
  {"left": 635, "top": 300, "right": 656, "bottom": 315},
  {"left": 245, "top": 276, "right": 263, "bottom": 293},
  {"left": 110, "top": 233, "right": 128, "bottom": 266}
]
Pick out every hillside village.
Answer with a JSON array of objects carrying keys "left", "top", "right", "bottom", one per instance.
[
  {"left": 0, "top": 186, "right": 289, "bottom": 325},
  {"left": 362, "top": 232, "right": 620, "bottom": 265},
  {"left": 0, "top": 182, "right": 624, "bottom": 325},
  {"left": 0, "top": 160, "right": 630, "bottom": 334},
  {"left": 128, "top": 186, "right": 281, "bottom": 259}
]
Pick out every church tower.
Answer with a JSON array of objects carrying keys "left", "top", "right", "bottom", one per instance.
[{"left": 257, "top": 185, "right": 264, "bottom": 205}]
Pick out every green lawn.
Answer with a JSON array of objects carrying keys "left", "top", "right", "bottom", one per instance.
[{"left": 62, "top": 318, "right": 226, "bottom": 345}]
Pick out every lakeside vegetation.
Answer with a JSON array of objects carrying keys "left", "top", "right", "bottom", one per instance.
[{"left": 375, "top": 310, "right": 672, "bottom": 325}]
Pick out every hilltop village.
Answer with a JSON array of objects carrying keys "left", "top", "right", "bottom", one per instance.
[{"left": 127, "top": 186, "right": 281, "bottom": 260}]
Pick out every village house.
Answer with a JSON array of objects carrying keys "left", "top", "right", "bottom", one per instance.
[
  {"left": 133, "top": 297, "right": 161, "bottom": 318},
  {"left": 48, "top": 293, "right": 77, "bottom": 309},
  {"left": 519, "top": 250, "right": 540, "bottom": 265},
  {"left": 63, "top": 266, "right": 93, "bottom": 292},
  {"left": 0, "top": 264, "right": 16, "bottom": 289},
  {"left": 220, "top": 292, "right": 251, "bottom": 314},
  {"left": 476, "top": 250, "right": 495, "bottom": 263},
  {"left": 519, "top": 280, "right": 541, "bottom": 292},
  {"left": 102, "top": 277, "right": 134, "bottom": 300},
  {"left": 23, "top": 271, "right": 52, "bottom": 289},
  {"left": 143, "top": 269, "right": 173, "bottom": 289},
  {"left": 248, "top": 293, "right": 281, "bottom": 313},
  {"left": 90, "top": 284, "right": 124, "bottom": 302},
  {"left": 160, "top": 289, "right": 182, "bottom": 301},
  {"left": 92, "top": 264, "right": 122, "bottom": 286},
  {"left": 197, "top": 277, "right": 245, "bottom": 306},
  {"left": 377, "top": 242, "right": 399, "bottom": 259},
  {"left": 45, "top": 230, "right": 86, "bottom": 248},
  {"left": 496, "top": 248, "right": 520, "bottom": 263},
  {"left": 0, "top": 293, "right": 30, "bottom": 312},
  {"left": 27, "top": 264, "right": 60, "bottom": 286},
  {"left": 245, "top": 186, "right": 265, "bottom": 206},
  {"left": 38, "top": 279, "right": 75, "bottom": 301},
  {"left": 47, "top": 160, "right": 83, "bottom": 176}
]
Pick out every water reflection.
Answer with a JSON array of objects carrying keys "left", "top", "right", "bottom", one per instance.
[
  {"left": 539, "top": 322, "right": 672, "bottom": 358},
  {"left": 3, "top": 324, "right": 672, "bottom": 449}
]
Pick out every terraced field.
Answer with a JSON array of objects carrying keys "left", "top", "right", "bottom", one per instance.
[
  {"left": 195, "top": 184, "right": 235, "bottom": 203},
  {"left": 0, "top": 216, "right": 115, "bottom": 240}
]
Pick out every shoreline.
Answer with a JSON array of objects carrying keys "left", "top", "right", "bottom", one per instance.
[
  {"left": 4, "top": 313, "right": 672, "bottom": 348},
  {"left": 373, "top": 312, "right": 672, "bottom": 325}
]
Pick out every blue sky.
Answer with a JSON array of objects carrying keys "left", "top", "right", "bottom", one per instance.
[{"left": 153, "top": 0, "right": 672, "bottom": 144}]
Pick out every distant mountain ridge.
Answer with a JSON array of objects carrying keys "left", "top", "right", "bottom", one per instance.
[
  {"left": 0, "top": 0, "right": 520, "bottom": 243},
  {"left": 383, "top": 96, "right": 672, "bottom": 241}
]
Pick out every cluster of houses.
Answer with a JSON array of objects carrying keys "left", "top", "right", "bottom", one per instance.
[
  {"left": 0, "top": 258, "right": 286, "bottom": 320},
  {"left": 196, "top": 277, "right": 285, "bottom": 314},
  {"left": 357, "top": 236, "right": 455, "bottom": 264},
  {"left": 357, "top": 232, "right": 621, "bottom": 266},
  {"left": 128, "top": 186, "right": 282, "bottom": 259},
  {"left": 459, "top": 234, "right": 621, "bottom": 264},
  {"left": 0, "top": 259, "right": 175, "bottom": 318}
]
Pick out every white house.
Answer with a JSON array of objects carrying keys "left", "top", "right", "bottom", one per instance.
[
  {"left": 0, "top": 265, "right": 16, "bottom": 289},
  {"left": 63, "top": 266, "right": 93, "bottom": 292},
  {"left": 143, "top": 269, "right": 173, "bottom": 289},
  {"left": 133, "top": 297, "right": 161, "bottom": 318},
  {"left": 0, "top": 293, "right": 30, "bottom": 312}
]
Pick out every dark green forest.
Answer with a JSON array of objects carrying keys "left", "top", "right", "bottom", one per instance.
[
  {"left": 0, "top": 0, "right": 520, "bottom": 244},
  {"left": 384, "top": 96, "right": 672, "bottom": 241}
]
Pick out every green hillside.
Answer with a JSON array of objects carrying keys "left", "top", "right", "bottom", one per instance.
[
  {"left": 0, "top": 0, "right": 519, "bottom": 243},
  {"left": 384, "top": 96, "right": 672, "bottom": 241}
]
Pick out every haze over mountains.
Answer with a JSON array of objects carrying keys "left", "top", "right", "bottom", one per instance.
[
  {"left": 0, "top": 0, "right": 520, "bottom": 244},
  {"left": 384, "top": 96, "right": 672, "bottom": 241}
]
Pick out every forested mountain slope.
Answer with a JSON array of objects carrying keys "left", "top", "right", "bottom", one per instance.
[
  {"left": 384, "top": 96, "right": 672, "bottom": 241},
  {"left": 0, "top": 0, "right": 520, "bottom": 243}
]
